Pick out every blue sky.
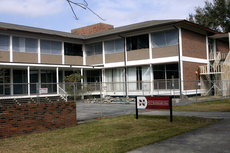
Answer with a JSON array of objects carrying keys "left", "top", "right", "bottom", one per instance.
[{"left": 0, "top": 0, "right": 206, "bottom": 33}]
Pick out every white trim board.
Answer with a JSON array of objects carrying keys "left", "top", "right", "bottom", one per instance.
[{"left": 181, "top": 56, "right": 209, "bottom": 64}]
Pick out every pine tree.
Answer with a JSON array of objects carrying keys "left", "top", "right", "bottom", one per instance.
[{"left": 189, "top": 0, "right": 230, "bottom": 33}]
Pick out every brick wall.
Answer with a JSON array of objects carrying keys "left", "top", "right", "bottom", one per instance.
[
  {"left": 216, "top": 40, "right": 229, "bottom": 54},
  {"left": 0, "top": 101, "right": 76, "bottom": 139},
  {"left": 182, "top": 28, "right": 207, "bottom": 59},
  {"left": 183, "top": 61, "right": 203, "bottom": 90},
  {"left": 71, "top": 23, "right": 114, "bottom": 35}
]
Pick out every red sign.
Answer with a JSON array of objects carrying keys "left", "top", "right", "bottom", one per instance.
[
  {"left": 136, "top": 96, "right": 173, "bottom": 122},
  {"left": 137, "top": 97, "right": 170, "bottom": 109}
]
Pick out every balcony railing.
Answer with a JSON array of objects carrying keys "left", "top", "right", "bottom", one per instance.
[
  {"left": 209, "top": 52, "right": 228, "bottom": 61},
  {"left": 199, "top": 64, "right": 222, "bottom": 74}
]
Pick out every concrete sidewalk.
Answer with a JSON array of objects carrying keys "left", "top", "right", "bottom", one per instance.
[{"left": 128, "top": 111, "right": 230, "bottom": 153}]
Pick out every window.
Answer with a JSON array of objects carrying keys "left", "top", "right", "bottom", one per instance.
[
  {"left": 85, "top": 42, "right": 102, "bottom": 56},
  {"left": 105, "top": 68, "right": 125, "bottom": 91},
  {"left": 152, "top": 29, "right": 178, "bottom": 48},
  {"left": 40, "top": 40, "right": 62, "bottom": 55},
  {"left": 86, "top": 70, "right": 101, "bottom": 82},
  {"left": 208, "top": 38, "right": 214, "bottom": 53},
  {"left": 64, "top": 42, "right": 82, "bottom": 56},
  {"left": 153, "top": 63, "right": 179, "bottom": 89},
  {"left": 0, "top": 35, "right": 9, "bottom": 51},
  {"left": 105, "top": 39, "right": 124, "bottom": 54},
  {"left": 13, "top": 36, "right": 38, "bottom": 53},
  {"left": 127, "top": 66, "right": 150, "bottom": 90},
  {"left": 126, "top": 34, "right": 149, "bottom": 51}
]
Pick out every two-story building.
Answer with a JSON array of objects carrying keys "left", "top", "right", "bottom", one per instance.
[{"left": 0, "top": 19, "right": 229, "bottom": 103}]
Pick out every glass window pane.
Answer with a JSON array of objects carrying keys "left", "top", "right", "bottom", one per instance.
[
  {"left": 105, "top": 40, "right": 114, "bottom": 54},
  {"left": 0, "top": 35, "right": 9, "bottom": 51},
  {"left": 95, "top": 43, "right": 102, "bottom": 55},
  {"left": 165, "top": 30, "right": 178, "bottom": 46},
  {"left": 13, "top": 37, "right": 20, "bottom": 52},
  {"left": 128, "top": 67, "right": 137, "bottom": 90},
  {"left": 25, "top": 38, "right": 38, "bottom": 53},
  {"left": 153, "top": 65, "right": 165, "bottom": 71},
  {"left": 167, "top": 71, "right": 179, "bottom": 79},
  {"left": 64, "top": 42, "right": 82, "bottom": 56},
  {"left": 86, "top": 44, "right": 94, "bottom": 56},
  {"left": 152, "top": 31, "right": 166, "bottom": 48},
  {"left": 41, "top": 40, "right": 51, "bottom": 54},
  {"left": 115, "top": 39, "right": 124, "bottom": 53},
  {"left": 154, "top": 71, "right": 165, "bottom": 80},
  {"left": 41, "top": 40, "right": 61, "bottom": 55},
  {"left": 166, "top": 64, "right": 178, "bottom": 71},
  {"left": 51, "top": 41, "right": 62, "bottom": 55},
  {"left": 13, "top": 37, "right": 26, "bottom": 52},
  {"left": 138, "top": 34, "right": 149, "bottom": 49}
]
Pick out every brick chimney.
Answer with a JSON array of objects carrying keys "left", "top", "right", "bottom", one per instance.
[{"left": 71, "top": 23, "right": 114, "bottom": 35}]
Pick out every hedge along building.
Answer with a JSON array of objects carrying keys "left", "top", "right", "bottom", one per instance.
[{"left": 0, "top": 20, "right": 229, "bottom": 101}]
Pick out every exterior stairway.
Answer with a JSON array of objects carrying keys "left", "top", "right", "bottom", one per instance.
[{"left": 199, "top": 51, "right": 230, "bottom": 96}]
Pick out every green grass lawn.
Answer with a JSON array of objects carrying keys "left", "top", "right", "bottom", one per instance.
[
  {"left": 0, "top": 114, "right": 219, "bottom": 153},
  {"left": 173, "top": 98, "right": 230, "bottom": 112}
]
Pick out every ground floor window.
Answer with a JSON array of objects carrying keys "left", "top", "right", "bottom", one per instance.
[
  {"left": 0, "top": 69, "right": 10, "bottom": 95},
  {"left": 127, "top": 66, "right": 150, "bottom": 91},
  {"left": 105, "top": 68, "right": 125, "bottom": 91},
  {"left": 0, "top": 68, "right": 65, "bottom": 95},
  {"left": 86, "top": 70, "right": 101, "bottom": 82},
  {"left": 153, "top": 63, "right": 179, "bottom": 89}
]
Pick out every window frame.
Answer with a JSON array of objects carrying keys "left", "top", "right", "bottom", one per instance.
[
  {"left": 85, "top": 42, "right": 102, "bottom": 56},
  {"left": 0, "top": 34, "right": 10, "bottom": 51},
  {"left": 151, "top": 29, "right": 178, "bottom": 48},
  {"left": 40, "top": 39, "right": 62, "bottom": 55}
]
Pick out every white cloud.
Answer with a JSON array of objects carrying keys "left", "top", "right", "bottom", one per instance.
[
  {"left": 0, "top": 0, "right": 66, "bottom": 17},
  {"left": 82, "top": 0, "right": 207, "bottom": 27},
  {"left": 0, "top": 0, "right": 208, "bottom": 31}
]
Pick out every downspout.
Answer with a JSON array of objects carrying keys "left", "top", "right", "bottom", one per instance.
[
  {"left": 118, "top": 34, "right": 128, "bottom": 98},
  {"left": 172, "top": 24, "right": 182, "bottom": 98}
]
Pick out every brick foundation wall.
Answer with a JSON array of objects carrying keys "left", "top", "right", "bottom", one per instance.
[
  {"left": 0, "top": 101, "right": 76, "bottom": 139},
  {"left": 71, "top": 23, "right": 114, "bottom": 35},
  {"left": 183, "top": 61, "right": 203, "bottom": 90},
  {"left": 216, "top": 40, "right": 229, "bottom": 54},
  {"left": 182, "top": 28, "right": 207, "bottom": 59}
]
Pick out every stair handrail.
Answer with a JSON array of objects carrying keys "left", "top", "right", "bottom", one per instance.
[
  {"left": 222, "top": 51, "right": 230, "bottom": 66},
  {"left": 58, "top": 85, "right": 68, "bottom": 101},
  {"left": 213, "top": 52, "right": 221, "bottom": 71}
]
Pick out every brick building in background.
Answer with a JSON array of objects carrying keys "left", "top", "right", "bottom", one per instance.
[{"left": 0, "top": 19, "right": 229, "bottom": 103}]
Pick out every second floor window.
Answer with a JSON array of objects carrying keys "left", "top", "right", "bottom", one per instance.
[
  {"left": 40, "top": 40, "right": 62, "bottom": 55},
  {"left": 13, "top": 37, "right": 38, "bottom": 53},
  {"left": 152, "top": 29, "right": 178, "bottom": 48},
  {"left": 85, "top": 42, "right": 102, "bottom": 56},
  {"left": 0, "top": 34, "right": 9, "bottom": 51},
  {"left": 126, "top": 34, "right": 149, "bottom": 51},
  {"left": 64, "top": 43, "right": 83, "bottom": 56},
  {"left": 105, "top": 39, "right": 124, "bottom": 54}
]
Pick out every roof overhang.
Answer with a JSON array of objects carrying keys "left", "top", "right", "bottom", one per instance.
[{"left": 209, "top": 33, "right": 229, "bottom": 39}]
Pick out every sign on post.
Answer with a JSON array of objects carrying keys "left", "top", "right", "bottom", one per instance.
[
  {"left": 39, "top": 88, "right": 48, "bottom": 94},
  {"left": 136, "top": 96, "right": 173, "bottom": 122},
  {"left": 103, "top": 86, "right": 107, "bottom": 91}
]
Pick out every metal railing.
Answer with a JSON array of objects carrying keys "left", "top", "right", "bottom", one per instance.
[
  {"left": 199, "top": 64, "right": 222, "bottom": 74},
  {"left": 209, "top": 52, "right": 228, "bottom": 61},
  {"left": 58, "top": 85, "right": 68, "bottom": 101},
  {"left": 1, "top": 80, "right": 230, "bottom": 121}
]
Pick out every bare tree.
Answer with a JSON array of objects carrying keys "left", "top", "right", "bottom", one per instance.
[{"left": 66, "top": 0, "right": 106, "bottom": 21}]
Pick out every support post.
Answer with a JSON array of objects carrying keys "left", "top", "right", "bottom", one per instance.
[
  {"left": 170, "top": 97, "right": 173, "bottom": 122},
  {"left": 100, "top": 81, "right": 103, "bottom": 117},
  {"left": 135, "top": 96, "right": 138, "bottom": 119},
  {"left": 27, "top": 66, "right": 30, "bottom": 96}
]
